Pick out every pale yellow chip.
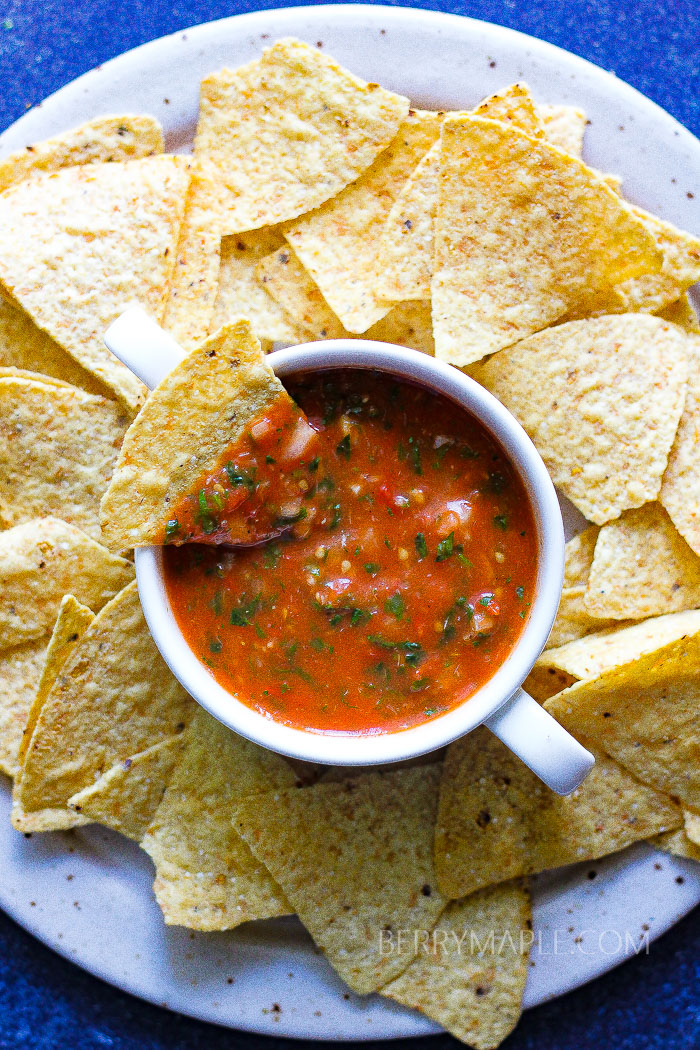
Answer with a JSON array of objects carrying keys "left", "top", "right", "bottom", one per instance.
[
  {"left": 68, "top": 735, "right": 186, "bottom": 841},
  {"left": 529, "top": 609, "right": 700, "bottom": 701},
  {"left": 478, "top": 316, "right": 688, "bottom": 524},
  {"left": 100, "top": 321, "right": 285, "bottom": 549},
  {"left": 374, "top": 85, "right": 544, "bottom": 303},
  {"left": 432, "top": 117, "right": 662, "bottom": 366},
  {"left": 381, "top": 881, "right": 530, "bottom": 1050},
  {"left": 686, "top": 810, "right": 700, "bottom": 846},
  {"left": 434, "top": 728, "right": 681, "bottom": 900},
  {"left": 0, "top": 638, "right": 47, "bottom": 778},
  {"left": 0, "top": 296, "right": 111, "bottom": 396},
  {"left": 563, "top": 526, "right": 599, "bottom": 587},
  {"left": 284, "top": 110, "right": 441, "bottom": 333},
  {"left": 141, "top": 708, "right": 295, "bottom": 930},
  {"left": 0, "top": 377, "right": 129, "bottom": 540},
  {"left": 545, "top": 628, "right": 700, "bottom": 809},
  {"left": 234, "top": 766, "right": 447, "bottom": 993},
  {"left": 161, "top": 168, "right": 222, "bottom": 352},
  {"left": 537, "top": 103, "right": 587, "bottom": 156},
  {"left": 658, "top": 292, "right": 700, "bottom": 334},
  {"left": 212, "top": 228, "right": 304, "bottom": 343},
  {"left": 0, "top": 517, "right": 132, "bottom": 651},
  {"left": 14, "top": 580, "right": 194, "bottom": 825},
  {"left": 194, "top": 38, "right": 409, "bottom": 235},
  {"left": 0, "top": 115, "right": 164, "bottom": 192},
  {"left": 652, "top": 828, "right": 700, "bottom": 862},
  {"left": 584, "top": 503, "right": 700, "bottom": 618},
  {"left": 544, "top": 587, "right": 619, "bottom": 650},
  {"left": 0, "top": 155, "right": 190, "bottom": 411},
  {"left": 661, "top": 335, "right": 700, "bottom": 554},
  {"left": 256, "top": 244, "right": 346, "bottom": 339}
]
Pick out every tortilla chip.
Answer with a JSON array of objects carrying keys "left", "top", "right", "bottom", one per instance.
[
  {"left": 67, "top": 735, "right": 186, "bottom": 841},
  {"left": 0, "top": 517, "right": 132, "bottom": 651},
  {"left": 374, "top": 85, "right": 544, "bottom": 303},
  {"left": 529, "top": 609, "right": 700, "bottom": 701},
  {"left": 432, "top": 117, "right": 662, "bottom": 366},
  {"left": 563, "top": 526, "right": 599, "bottom": 587},
  {"left": 256, "top": 244, "right": 346, "bottom": 339},
  {"left": 368, "top": 301, "right": 435, "bottom": 355},
  {"left": 0, "top": 296, "right": 111, "bottom": 396},
  {"left": 284, "top": 110, "right": 441, "bottom": 333},
  {"left": 661, "top": 335, "right": 700, "bottom": 554},
  {"left": 194, "top": 38, "right": 409, "bottom": 235},
  {"left": 0, "top": 155, "right": 190, "bottom": 411},
  {"left": 161, "top": 168, "right": 222, "bottom": 351},
  {"left": 478, "top": 316, "right": 688, "bottom": 524},
  {"left": 537, "top": 104, "right": 587, "bottom": 156},
  {"left": 14, "top": 580, "right": 194, "bottom": 824},
  {"left": 658, "top": 292, "right": 700, "bottom": 334},
  {"left": 212, "top": 228, "right": 304, "bottom": 343},
  {"left": 141, "top": 708, "right": 295, "bottom": 930},
  {"left": 0, "top": 638, "right": 47, "bottom": 778},
  {"left": 234, "top": 766, "right": 447, "bottom": 993},
  {"left": 434, "top": 728, "right": 682, "bottom": 899},
  {"left": 545, "top": 629, "right": 700, "bottom": 809},
  {"left": 686, "top": 811, "right": 700, "bottom": 845},
  {"left": 0, "top": 377, "right": 129, "bottom": 539},
  {"left": 544, "top": 587, "right": 616, "bottom": 650},
  {"left": 652, "top": 828, "right": 700, "bottom": 862},
  {"left": 381, "top": 881, "right": 530, "bottom": 1050},
  {"left": 584, "top": 503, "right": 700, "bottom": 618},
  {"left": 99, "top": 321, "right": 284, "bottom": 549}
]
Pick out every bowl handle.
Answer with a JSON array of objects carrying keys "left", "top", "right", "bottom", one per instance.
[
  {"left": 104, "top": 306, "right": 184, "bottom": 391},
  {"left": 484, "top": 688, "right": 594, "bottom": 795}
]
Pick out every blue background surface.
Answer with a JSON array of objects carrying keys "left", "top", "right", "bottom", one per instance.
[{"left": 0, "top": 2, "right": 698, "bottom": 1048}]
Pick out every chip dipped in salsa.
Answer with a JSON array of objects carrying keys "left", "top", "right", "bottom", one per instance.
[{"left": 163, "top": 369, "right": 538, "bottom": 734}]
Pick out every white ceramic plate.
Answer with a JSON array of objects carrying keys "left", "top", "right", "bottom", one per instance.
[{"left": 0, "top": 5, "right": 698, "bottom": 1040}]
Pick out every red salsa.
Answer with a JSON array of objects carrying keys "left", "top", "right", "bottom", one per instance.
[{"left": 164, "top": 370, "right": 538, "bottom": 734}]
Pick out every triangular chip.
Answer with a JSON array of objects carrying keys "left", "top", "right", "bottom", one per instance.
[
  {"left": 584, "top": 503, "right": 700, "bottom": 618},
  {"left": 0, "top": 517, "right": 132, "bottom": 650},
  {"left": 0, "top": 115, "right": 164, "bottom": 192},
  {"left": 141, "top": 707, "right": 295, "bottom": 930},
  {"left": 0, "top": 377, "right": 129, "bottom": 539},
  {"left": 0, "top": 155, "right": 190, "bottom": 410},
  {"left": 432, "top": 117, "right": 662, "bottom": 365},
  {"left": 563, "top": 526, "right": 599, "bottom": 587},
  {"left": 545, "top": 629, "right": 700, "bottom": 809},
  {"left": 434, "top": 728, "right": 681, "bottom": 899},
  {"left": 658, "top": 292, "right": 700, "bottom": 334},
  {"left": 99, "top": 321, "right": 287, "bottom": 548},
  {"left": 14, "top": 580, "right": 194, "bottom": 825},
  {"left": 234, "top": 766, "right": 447, "bottom": 993},
  {"left": 194, "top": 38, "right": 409, "bottom": 235},
  {"left": 528, "top": 609, "right": 700, "bottom": 701},
  {"left": 478, "top": 316, "right": 688, "bottom": 524},
  {"left": 374, "top": 85, "right": 545, "bottom": 303},
  {"left": 67, "top": 735, "right": 186, "bottom": 841},
  {"left": 0, "top": 638, "right": 47, "bottom": 778},
  {"left": 284, "top": 110, "right": 441, "bottom": 332},
  {"left": 381, "top": 882, "right": 530, "bottom": 1050},
  {"left": 212, "top": 227, "right": 304, "bottom": 343},
  {"left": 652, "top": 828, "right": 700, "bottom": 862},
  {"left": 366, "top": 301, "right": 435, "bottom": 355},
  {"left": 537, "top": 103, "right": 587, "bottom": 156},
  {"left": 0, "top": 296, "right": 110, "bottom": 396},
  {"left": 661, "top": 335, "right": 700, "bottom": 553}
]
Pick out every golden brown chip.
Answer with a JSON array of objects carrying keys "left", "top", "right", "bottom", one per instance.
[
  {"left": 194, "top": 38, "right": 409, "bottom": 235},
  {"left": 212, "top": 228, "right": 304, "bottom": 343},
  {"left": 0, "top": 377, "right": 129, "bottom": 539},
  {"left": 0, "top": 518, "right": 132, "bottom": 650},
  {"left": 141, "top": 708, "right": 295, "bottom": 930},
  {"left": 537, "top": 103, "right": 587, "bottom": 156},
  {"left": 478, "top": 316, "right": 688, "bottom": 524},
  {"left": 651, "top": 828, "right": 700, "bottom": 862},
  {"left": 234, "top": 766, "right": 447, "bottom": 993},
  {"left": 0, "top": 115, "right": 164, "bottom": 192},
  {"left": 432, "top": 118, "right": 662, "bottom": 366},
  {"left": 381, "top": 881, "right": 530, "bottom": 1050},
  {"left": 584, "top": 503, "right": 700, "bottom": 618},
  {"left": 67, "top": 736, "right": 186, "bottom": 841},
  {"left": 660, "top": 335, "right": 700, "bottom": 554},
  {"left": 0, "top": 638, "right": 47, "bottom": 778},
  {"left": 0, "top": 156, "right": 190, "bottom": 411},
  {"left": 14, "top": 580, "right": 194, "bottom": 826},
  {"left": 658, "top": 293, "right": 700, "bottom": 334},
  {"left": 284, "top": 110, "right": 441, "bottom": 333},
  {"left": 543, "top": 587, "right": 617, "bottom": 651},
  {"left": 435, "top": 728, "right": 681, "bottom": 899},
  {"left": 367, "top": 301, "right": 435, "bottom": 355},
  {"left": 545, "top": 629, "right": 700, "bottom": 809},
  {"left": 100, "top": 321, "right": 284, "bottom": 549}
]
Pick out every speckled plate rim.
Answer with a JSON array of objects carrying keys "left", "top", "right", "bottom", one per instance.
[{"left": 0, "top": 5, "right": 698, "bottom": 1040}]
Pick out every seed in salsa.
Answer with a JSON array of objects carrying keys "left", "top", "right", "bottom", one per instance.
[{"left": 164, "top": 369, "right": 538, "bottom": 734}]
